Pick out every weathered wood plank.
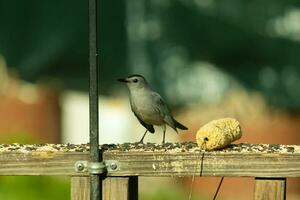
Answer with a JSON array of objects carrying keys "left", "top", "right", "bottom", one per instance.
[
  {"left": 71, "top": 177, "right": 90, "bottom": 200},
  {"left": 0, "top": 143, "right": 298, "bottom": 177},
  {"left": 254, "top": 178, "right": 286, "bottom": 200},
  {"left": 103, "top": 177, "right": 138, "bottom": 200},
  {"left": 71, "top": 176, "right": 138, "bottom": 200},
  {"left": 0, "top": 151, "right": 89, "bottom": 176},
  {"left": 103, "top": 151, "right": 300, "bottom": 177}
]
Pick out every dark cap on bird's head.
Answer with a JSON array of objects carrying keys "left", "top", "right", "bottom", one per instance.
[{"left": 127, "top": 74, "right": 145, "bottom": 79}]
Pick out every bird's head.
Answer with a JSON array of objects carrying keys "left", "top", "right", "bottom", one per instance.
[{"left": 118, "top": 74, "right": 149, "bottom": 91}]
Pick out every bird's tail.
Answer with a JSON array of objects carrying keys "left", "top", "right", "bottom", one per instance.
[{"left": 174, "top": 119, "right": 188, "bottom": 130}]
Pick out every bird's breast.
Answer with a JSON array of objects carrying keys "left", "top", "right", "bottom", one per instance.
[{"left": 130, "top": 93, "right": 164, "bottom": 125}]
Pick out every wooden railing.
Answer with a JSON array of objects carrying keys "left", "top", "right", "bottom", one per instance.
[{"left": 0, "top": 143, "right": 299, "bottom": 200}]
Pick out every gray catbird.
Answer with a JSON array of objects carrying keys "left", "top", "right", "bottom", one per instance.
[{"left": 118, "top": 74, "right": 188, "bottom": 143}]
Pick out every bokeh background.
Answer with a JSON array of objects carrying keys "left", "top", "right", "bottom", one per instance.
[{"left": 0, "top": 0, "right": 299, "bottom": 199}]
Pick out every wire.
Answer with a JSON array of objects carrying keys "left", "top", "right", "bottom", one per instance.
[
  {"left": 188, "top": 174, "right": 195, "bottom": 200},
  {"left": 188, "top": 151, "right": 205, "bottom": 200},
  {"left": 213, "top": 177, "right": 224, "bottom": 200},
  {"left": 188, "top": 142, "right": 225, "bottom": 200}
]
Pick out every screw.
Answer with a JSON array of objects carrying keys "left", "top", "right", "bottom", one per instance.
[
  {"left": 110, "top": 162, "right": 118, "bottom": 170},
  {"left": 76, "top": 162, "right": 85, "bottom": 171}
]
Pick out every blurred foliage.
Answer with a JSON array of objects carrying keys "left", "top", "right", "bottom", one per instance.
[
  {"left": 0, "top": 1, "right": 89, "bottom": 90},
  {"left": 140, "top": 185, "right": 206, "bottom": 200},
  {"left": 0, "top": 0, "right": 300, "bottom": 109},
  {"left": 0, "top": 176, "right": 69, "bottom": 200}
]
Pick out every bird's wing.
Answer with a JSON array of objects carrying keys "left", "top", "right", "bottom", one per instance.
[
  {"left": 130, "top": 101, "right": 155, "bottom": 133},
  {"left": 151, "top": 92, "right": 177, "bottom": 131}
]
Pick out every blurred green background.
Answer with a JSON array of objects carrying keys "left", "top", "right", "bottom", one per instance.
[
  {"left": 1, "top": 0, "right": 300, "bottom": 108},
  {"left": 0, "top": 0, "right": 299, "bottom": 199}
]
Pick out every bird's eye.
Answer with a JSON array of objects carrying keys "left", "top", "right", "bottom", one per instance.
[{"left": 133, "top": 79, "right": 138, "bottom": 83}]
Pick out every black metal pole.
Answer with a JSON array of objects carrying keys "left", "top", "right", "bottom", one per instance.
[{"left": 89, "top": 0, "right": 101, "bottom": 199}]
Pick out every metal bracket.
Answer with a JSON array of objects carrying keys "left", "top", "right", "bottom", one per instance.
[{"left": 75, "top": 160, "right": 119, "bottom": 174}]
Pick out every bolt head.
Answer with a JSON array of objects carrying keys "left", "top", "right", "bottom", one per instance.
[
  {"left": 76, "top": 163, "right": 85, "bottom": 171},
  {"left": 110, "top": 162, "right": 118, "bottom": 170}
]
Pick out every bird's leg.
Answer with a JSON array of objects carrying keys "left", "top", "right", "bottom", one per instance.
[
  {"left": 139, "top": 130, "right": 148, "bottom": 143},
  {"left": 162, "top": 125, "right": 166, "bottom": 144}
]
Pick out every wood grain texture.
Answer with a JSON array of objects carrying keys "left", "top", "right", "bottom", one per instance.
[
  {"left": 71, "top": 177, "right": 90, "bottom": 200},
  {"left": 71, "top": 177, "right": 138, "bottom": 200},
  {"left": 0, "top": 151, "right": 89, "bottom": 176},
  {"left": 254, "top": 178, "right": 286, "bottom": 200},
  {"left": 104, "top": 151, "right": 300, "bottom": 177},
  {"left": 103, "top": 177, "right": 138, "bottom": 200},
  {"left": 0, "top": 144, "right": 298, "bottom": 177}
]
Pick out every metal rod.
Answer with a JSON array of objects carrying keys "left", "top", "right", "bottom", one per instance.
[{"left": 89, "top": 0, "right": 101, "bottom": 199}]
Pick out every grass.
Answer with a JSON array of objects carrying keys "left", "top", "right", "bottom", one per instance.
[{"left": 0, "top": 176, "right": 70, "bottom": 200}]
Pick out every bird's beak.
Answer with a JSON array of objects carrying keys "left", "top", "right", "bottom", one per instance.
[{"left": 117, "top": 78, "right": 128, "bottom": 83}]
